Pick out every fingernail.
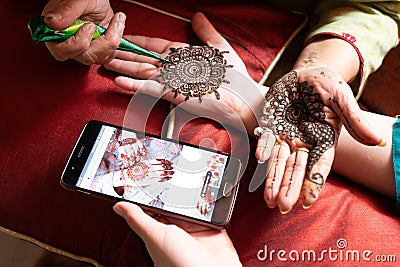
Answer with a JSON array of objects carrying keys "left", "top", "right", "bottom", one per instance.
[
  {"left": 279, "top": 208, "right": 291, "bottom": 215},
  {"left": 377, "top": 138, "right": 386, "bottom": 147},
  {"left": 118, "top": 12, "right": 126, "bottom": 21},
  {"left": 302, "top": 204, "right": 312, "bottom": 210},
  {"left": 44, "top": 14, "right": 55, "bottom": 21},
  {"left": 116, "top": 13, "right": 126, "bottom": 31},
  {"left": 113, "top": 204, "right": 122, "bottom": 215},
  {"left": 44, "top": 12, "right": 61, "bottom": 21},
  {"left": 258, "top": 160, "right": 265, "bottom": 164},
  {"left": 267, "top": 204, "right": 276, "bottom": 209}
]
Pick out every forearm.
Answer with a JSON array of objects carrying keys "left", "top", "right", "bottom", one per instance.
[
  {"left": 300, "top": 1, "right": 400, "bottom": 98},
  {"left": 332, "top": 111, "right": 396, "bottom": 198},
  {"left": 292, "top": 36, "right": 360, "bottom": 83}
]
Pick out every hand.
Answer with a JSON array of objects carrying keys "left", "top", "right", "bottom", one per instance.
[
  {"left": 256, "top": 67, "right": 384, "bottom": 213},
  {"left": 113, "top": 202, "right": 242, "bottom": 267},
  {"left": 104, "top": 12, "right": 267, "bottom": 133},
  {"left": 41, "top": 0, "right": 125, "bottom": 65}
]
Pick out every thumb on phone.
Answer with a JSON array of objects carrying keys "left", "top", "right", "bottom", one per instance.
[{"left": 113, "top": 202, "right": 166, "bottom": 243}]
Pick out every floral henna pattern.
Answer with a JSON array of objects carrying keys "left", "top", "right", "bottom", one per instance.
[
  {"left": 160, "top": 46, "right": 233, "bottom": 101},
  {"left": 261, "top": 71, "right": 335, "bottom": 191}
]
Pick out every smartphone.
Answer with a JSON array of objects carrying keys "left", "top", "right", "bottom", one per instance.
[{"left": 61, "top": 120, "right": 242, "bottom": 229}]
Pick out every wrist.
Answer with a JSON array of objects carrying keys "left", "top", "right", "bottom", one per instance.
[
  {"left": 293, "top": 36, "right": 360, "bottom": 83},
  {"left": 241, "top": 83, "right": 268, "bottom": 136}
]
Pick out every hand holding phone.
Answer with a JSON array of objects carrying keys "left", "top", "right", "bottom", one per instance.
[
  {"left": 113, "top": 202, "right": 243, "bottom": 267},
  {"left": 61, "top": 121, "right": 242, "bottom": 229}
]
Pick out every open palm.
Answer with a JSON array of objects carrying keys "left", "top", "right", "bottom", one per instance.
[
  {"left": 258, "top": 67, "right": 382, "bottom": 213},
  {"left": 104, "top": 12, "right": 266, "bottom": 132}
]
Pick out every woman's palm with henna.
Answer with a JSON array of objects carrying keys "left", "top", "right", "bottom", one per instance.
[{"left": 258, "top": 66, "right": 382, "bottom": 213}]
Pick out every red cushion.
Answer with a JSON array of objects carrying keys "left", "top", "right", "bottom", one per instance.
[{"left": 1, "top": 0, "right": 399, "bottom": 266}]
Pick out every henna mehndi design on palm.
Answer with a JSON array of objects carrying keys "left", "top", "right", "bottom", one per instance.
[
  {"left": 261, "top": 71, "right": 335, "bottom": 189},
  {"left": 160, "top": 46, "right": 232, "bottom": 101}
]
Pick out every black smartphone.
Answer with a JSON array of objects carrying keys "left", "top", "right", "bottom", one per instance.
[{"left": 61, "top": 120, "right": 242, "bottom": 229}]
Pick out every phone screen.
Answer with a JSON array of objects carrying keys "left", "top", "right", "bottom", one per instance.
[{"left": 74, "top": 124, "right": 232, "bottom": 223}]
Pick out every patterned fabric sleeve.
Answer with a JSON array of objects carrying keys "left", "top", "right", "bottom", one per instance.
[{"left": 305, "top": 0, "right": 400, "bottom": 99}]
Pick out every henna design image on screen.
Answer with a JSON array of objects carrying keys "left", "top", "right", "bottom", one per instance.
[
  {"left": 160, "top": 46, "right": 232, "bottom": 101},
  {"left": 261, "top": 71, "right": 335, "bottom": 186}
]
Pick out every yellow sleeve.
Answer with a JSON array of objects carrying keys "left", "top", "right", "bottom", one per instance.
[{"left": 306, "top": 0, "right": 400, "bottom": 99}]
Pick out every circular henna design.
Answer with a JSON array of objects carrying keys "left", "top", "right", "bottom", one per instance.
[
  {"left": 160, "top": 46, "right": 232, "bottom": 101},
  {"left": 127, "top": 162, "right": 149, "bottom": 181},
  {"left": 261, "top": 71, "right": 335, "bottom": 182}
]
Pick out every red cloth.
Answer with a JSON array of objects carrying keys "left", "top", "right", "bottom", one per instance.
[{"left": 0, "top": 0, "right": 399, "bottom": 266}]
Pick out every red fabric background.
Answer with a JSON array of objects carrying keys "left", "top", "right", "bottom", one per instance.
[{"left": 0, "top": 0, "right": 399, "bottom": 266}]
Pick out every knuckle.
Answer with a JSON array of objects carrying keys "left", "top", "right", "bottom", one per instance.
[
  {"left": 57, "top": 0, "right": 80, "bottom": 14},
  {"left": 103, "top": 35, "right": 121, "bottom": 50},
  {"left": 286, "top": 163, "right": 306, "bottom": 174},
  {"left": 141, "top": 66, "right": 158, "bottom": 77},
  {"left": 79, "top": 50, "right": 115, "bottom": 65},
  {"left": 70, "top": 32, "right": 92, "bottom": 48},
  {"left": 77, "top": 53, "right": 96, "bottom": 65}
]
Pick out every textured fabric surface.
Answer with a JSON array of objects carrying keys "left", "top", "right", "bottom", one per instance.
[
  {"left": 359, "top": 45, "right": 400, "bottom": 117},
  {"left": 1, "top": 0, "right": 399, "bottom": 266}
]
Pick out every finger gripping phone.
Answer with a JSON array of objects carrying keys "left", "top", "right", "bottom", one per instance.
[{"left": 61, "top": 121, "right": 242, "bottom": 229}]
